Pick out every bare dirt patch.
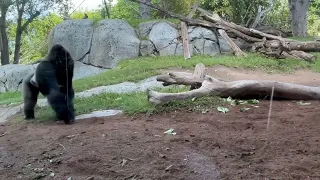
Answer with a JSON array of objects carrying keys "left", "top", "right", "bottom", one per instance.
[{"left": 0, "top": 100, "right": 319, "bottom": 180}]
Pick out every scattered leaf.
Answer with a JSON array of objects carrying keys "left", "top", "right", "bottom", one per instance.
[
  {"left": 296, "top": 101, "right": 311, "bottom": 106},
  {"left": 164, "top": 128, "right": 176, "bottom": 135},
  {"left": 201, "top": 109, "right": 209, "bottom": 113},
  {"left": 191, "top": 97, "right": 196, "bottom": 101},
  {"left": 247, "top": 99, "right": 259, "bottom": 104},
  {"left": 240, "top": 108, "right": 250, "bottom": 112},
  {"left": 120, "top": 159, "right": 128, "bottom": 167},
  {"left": 217, "top": 106, "right": 229, "bottom": 113},
  {"left": 157, "top": 152, "right": 166, "bottom": 158},
  {"left": 165, "top": 165, "right": 173, "bottom": 171}
]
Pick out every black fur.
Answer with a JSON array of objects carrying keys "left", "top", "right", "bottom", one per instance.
[{"left": 22, "top": 44, "right": 75, "bottom": 124}]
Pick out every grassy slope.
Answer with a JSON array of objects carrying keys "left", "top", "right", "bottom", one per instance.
[{"left": 2, "top": 52, "right": 320, "bottom": 121}]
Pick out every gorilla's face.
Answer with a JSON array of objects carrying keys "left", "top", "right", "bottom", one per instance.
[{"left": 48, "top": 44, "right": 74, "bottom": 67}]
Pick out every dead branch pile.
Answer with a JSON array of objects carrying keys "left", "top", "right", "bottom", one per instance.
[
  {"left": 131, "top": 0, "right": 320, "bottom": 62},
  {"left": 148, "top": 63, "right": 320, "bottom": 105}
]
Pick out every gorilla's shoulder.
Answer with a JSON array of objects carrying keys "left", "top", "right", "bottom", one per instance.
[{"left": 36, "top": 60, "right": 55, "bottom": 72}]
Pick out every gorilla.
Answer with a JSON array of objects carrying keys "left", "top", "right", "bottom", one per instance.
[{"left": 22, "top": 44, "right": 75, "bottom": 124}]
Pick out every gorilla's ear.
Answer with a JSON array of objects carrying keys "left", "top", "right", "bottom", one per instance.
[{"left": 30, "top": 74, "right": 38, "bottom": 87}]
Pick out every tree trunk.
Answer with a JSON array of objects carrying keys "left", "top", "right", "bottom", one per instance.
[
  {"left": 13, "top": 8, "right": 23, "bottom": 64},
  {"left": 0, "top": 7, "right": 10, "bottom": 65},
  {"left": 139, "top": 0, "right": 151, "bottom": 19},
  {"left": 288, "top": 0, "right": 310, "bottom": 36},
  {"left": 13, "top": 3, "right": 39, "bottom": 64},
  {"left": 148, "top": 63, "right": 320, "bottom": 105}
]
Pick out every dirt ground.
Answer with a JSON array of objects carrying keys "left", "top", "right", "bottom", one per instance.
[{"left": 0, "top": 66, "right": 320, "bottom": 180}]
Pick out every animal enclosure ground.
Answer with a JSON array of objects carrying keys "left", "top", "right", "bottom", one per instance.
[
  {"left": 1, "top": 66, "right": 320, "bottom": 179},
  {"left": 0, "top": 100, "right": 319, "bottom": 179}
]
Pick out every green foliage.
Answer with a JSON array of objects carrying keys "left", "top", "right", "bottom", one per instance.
[
  {"left": 308, "top": 0, "right": 320, "bottom": 36},
  {"left": 126, "top": 18, "right": 180, "bottom": 28},
  {"left": 8, "top": 13, "right": 63, "bottom": 64},
  {"left": 199, "top": 0, "right": 269, "bottom": 26},
  {"left": 151, "top": 0, "right": 198, "bottom": 17},
  {"left": 110, "top": 0, "right": 140, "bottom": 19},
  {"left": 264, "top": 0, "right": 290, "bottom": 31},
  {"left": 265, "top": 0, "right": 320, "bottom": 36},
  {"left": 71, "top": 9, "right": 103, "bottom": 24}
]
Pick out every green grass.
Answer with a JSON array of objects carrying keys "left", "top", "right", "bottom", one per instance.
[
  {"left": 0, "top": 91, "right": 22, "bottom": 106},
  {"left": 32, "top": 86, "right": 225, "bottom": 122},
  {"left": 127, "top": 18, "right": 181, "bottom": 28},
  {"left": 73, "top": 53, "right": 316, "bottom": 93},
  {"left": 288, "top": 36, "right": 315, "bottom": 41}
]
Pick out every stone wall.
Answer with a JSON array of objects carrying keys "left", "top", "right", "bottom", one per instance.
[{"left": 48, "top": 19, "right": 242, "bottom": 69}]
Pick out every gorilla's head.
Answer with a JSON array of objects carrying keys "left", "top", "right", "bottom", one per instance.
[{"left": 47, "top": 44, "right": 74, "bottom": 66}]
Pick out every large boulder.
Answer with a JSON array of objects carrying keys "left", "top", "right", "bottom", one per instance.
[
  {"left": 73, "top": 61, "right": 108, "bottom": 80},
  {"left": 138, "top": 20, "right": 178, "bottom": 38},
  {"left": 188, "top": 26, "right": 221, "bottom": 56},
  {"left": 0, "top": 62, "right": 106, "bottom": 93},
  {"left": 140, "top": 40, "right": 156, "bottom": 56},
  {"left": 87, "top": 19, "right": 140, "bottom": 68},
  {"left": 218, "top": 37, "right": 246, "bottom": 54},
  {"left": 0, "top": 64, "right": 37, "bottom": 93},
  {"left": 148, "top": 22, "right": 180, "bottom": 56},
  {"left": 47, "top": 19, "right": 94, "bottom": 61}
]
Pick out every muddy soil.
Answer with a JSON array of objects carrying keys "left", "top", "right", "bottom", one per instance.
[{"left": 0, "top": 100, "right": 319, "bottom": 180}]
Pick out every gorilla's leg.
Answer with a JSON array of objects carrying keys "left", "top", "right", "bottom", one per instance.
[
  {"left": 47, "top": 89, "right": 75, "bottom": 124},
  {"left": 22, "top": 72, "right": 39, "bottom": 119}
]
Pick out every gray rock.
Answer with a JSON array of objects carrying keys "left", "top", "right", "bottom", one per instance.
[
  {"left": 0, "top": 64, "right": 37, "bottom": 93},
  {"left": 0, "top": 105, "right": 23, "bottom": 123},
  {"left": 88, "top": 19, "right": 140, "bottom": 68},
  {"left": 0, "top": 61, "right": 106, "bottom": 93},
  {"left": 192, "top": 39, "right": 220, "bottom": 56},
  {"left": 140, "top": 40, "right": 156, "bottom": 56},
  {"left": 76, "top": 76, "right": 164, "bottom": 98},
  {"left": 175, "top": 43, "right": 194, "bottom": 56},
  {"left": 188, "top": 26, "right": 218, "bottom": 42},
  {"left": 75, "top": 110, "right": 123, "bottom": 120},
  {"left": 188, "top": 26, "right": 220, "bottom": 56},
  {"left": 204, "top": 40, "right": 220, "bottom": 56},
  {"left": 138, "top": 20, "right": 160, "bottom": 37},
  {"left": 48, "top": 19, "right": 94, "bottom": 61},
  {"left": 159, "top": 43, "right": 177, "bottom": 56},
  {"left": 149, "top": 22, "right": 179, "bottom": 56},
  {"left": 218, "top": 37, "right": 245, "bottom": 54},
  {"left": 138, "top": 20, "right": 178, "bottom": 38},
  {"left": 73, "top": 61, "right": 108, "bottom": 80}
]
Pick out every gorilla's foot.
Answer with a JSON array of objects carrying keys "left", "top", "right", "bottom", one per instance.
[
  {"left": 24, "top": 116, "right": 35, "bottom": 120},
  {"left": 24, "top": 110, "right": 35, "bottom": 120}
]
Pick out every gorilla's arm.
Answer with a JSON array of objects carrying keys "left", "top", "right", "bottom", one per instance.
[{"left": 22, "top": 72, "right": 40, "bottom": 119}]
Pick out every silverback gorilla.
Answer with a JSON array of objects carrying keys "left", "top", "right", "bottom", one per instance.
[{"left": 22, "top": 44, "right": 75, "bottom": 124}]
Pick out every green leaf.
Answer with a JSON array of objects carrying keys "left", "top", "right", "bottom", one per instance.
[
  {"left": 164, "top": 128, "right": 176, "bottom": 135},
  {"left": 296, "top": 101, "right": 311, "bottom": 106},
  {"left": 217, "top": 106, "right": 229, "bottom": 113},
  {"left": 247, "top": 99, "right": 259, "bottom": 104},
  {"left": 240, "top": 107, "right": 250, "bottom": 112}
]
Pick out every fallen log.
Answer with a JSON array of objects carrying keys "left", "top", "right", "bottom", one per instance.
[
  {"left": 218, "top": 29, "right": 247, "bottom": 56},
  {"left": 148, "top": 64, "right": 320, "bottom": 105}
]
